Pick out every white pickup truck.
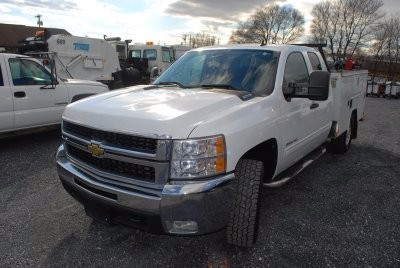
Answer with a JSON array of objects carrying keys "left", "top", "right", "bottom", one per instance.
[
  {"left": 56, "top": 44, "right": 368, "bottom": 247},
  {"left": 0, "top": 53, "right": 108, "bottom": 135}
]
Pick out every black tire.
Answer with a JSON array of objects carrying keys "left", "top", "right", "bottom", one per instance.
[
  {"left": 226, "top": 159, "right": 264, "bottom": 247},
  {"left": 328, "top": 115, "right": 353, "bottom": 154}
]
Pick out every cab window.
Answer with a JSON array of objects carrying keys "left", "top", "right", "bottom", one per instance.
[
  {"left": 143, "top": 49, "right": 157, "bottom": 60},
  {"left": 307, "top": 52, "right": 322, "bottom": 70},
  {"left": 130, "top": 50, "right": 141, "bottom": 58},
  {"left": 162, "top": 47, "right": 172, "bottom": 63},
  {"left": 9, "top": 58, "right": 52, "bottom": 86},
  {"left": 282, "top": 52, "right": 309, "bottom": 99}
]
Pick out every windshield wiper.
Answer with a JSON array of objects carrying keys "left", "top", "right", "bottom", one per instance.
[
  {"left": 200, "top": 84, "right": 242, "bottom": 91},
  {"left": 200, "top": 84, "right": 253, "bottom": 100},
  {"left": 154, "top": 81, "right": 186, "bottom": 88}
]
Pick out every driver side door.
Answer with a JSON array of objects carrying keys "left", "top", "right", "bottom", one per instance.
[
  {"left": 279, "top": 52, "right": 317, "bottom": 167},
  {"left": 7, "top": 58, "right": 61, "bottom": 129}
]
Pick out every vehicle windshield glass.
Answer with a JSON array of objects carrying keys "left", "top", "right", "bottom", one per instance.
[
  {"left": 154, "top": 49, "right": 279, "bottom": 96},
  {"left": 162, "top": 47, "right": 173, "bottom": 63},
  {"left": 130, "top": 50, "right": 141, "bottom": 58},
  {"left": 143, "top": 49, "right": 157, "bottom": 60}
]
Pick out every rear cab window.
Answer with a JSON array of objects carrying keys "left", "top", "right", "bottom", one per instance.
[{"left": 307, "top": 52, "right": 322, "bottom": 70}]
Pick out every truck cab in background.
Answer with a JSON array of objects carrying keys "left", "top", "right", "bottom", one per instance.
[
  {"left": 129, "top": 43, "right": 174, "bottom": 81},
  {"left": 170, "top": 45, "right": 191, "bottom": 60},
  {"left": 104, "top": 36, "right": 132, "bottom": 69},
  {"left": 0, "top": 53, "right": 108, "bottom": 135}
]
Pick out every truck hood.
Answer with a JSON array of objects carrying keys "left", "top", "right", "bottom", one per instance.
[
  {"left": 63, "top": 86, "right": 244, "bottom": 139},
  {"left": 63, "top": 78, "right": 106, "bottom": 87}
]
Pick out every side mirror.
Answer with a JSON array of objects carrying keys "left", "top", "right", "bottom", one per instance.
[{"left": 308, "top": 71, "right": 330, "bottom": 101}]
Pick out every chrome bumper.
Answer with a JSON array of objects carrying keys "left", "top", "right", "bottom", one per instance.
[{"left": 56, "top": 144, "right": 234, "bottom": 235}]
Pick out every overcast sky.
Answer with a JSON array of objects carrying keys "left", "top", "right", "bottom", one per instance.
[{"left": 0, "top": 0, "right": 399, "bottom": 45}]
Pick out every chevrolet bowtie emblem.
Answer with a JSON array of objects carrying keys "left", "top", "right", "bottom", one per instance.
[{"left": 88, "top": 143, "right": 104, "bottom": 157}]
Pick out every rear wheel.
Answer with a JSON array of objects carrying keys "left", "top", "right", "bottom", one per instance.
[
  {"left": 328, "top": 115, "right": 353, "bottom": 154},
  {"left": 226, "top": 159, "right": 264, "bottom": 247}
]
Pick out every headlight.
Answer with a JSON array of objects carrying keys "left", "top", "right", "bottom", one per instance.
[{"left": 171, "top": 135, "right": 226, "bottom": 179}]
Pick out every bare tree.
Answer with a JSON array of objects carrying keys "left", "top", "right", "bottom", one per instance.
[
  {"left": 370, "top": 17, "right": 400, "bottom": 81},
  {"left": 386, "top": 18, "right": 400, "bottom": 81},
  {"left": 310, "top": 0, "right": 384, "bottom": 61},
  {"left": 369, "top": 20, "right": 392, "bottom": 81},
  {"left": 229, "top": 4, "right": 305, "bottom": 45},
  {"left": 182, "top": 32, "right": 217, "bottom": 48}
]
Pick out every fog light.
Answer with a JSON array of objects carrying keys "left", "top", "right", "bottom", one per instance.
[{"left": 165, "top": 220, "right": 198, "bottom": 234}]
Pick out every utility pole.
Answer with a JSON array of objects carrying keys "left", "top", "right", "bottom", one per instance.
[{"left": 35, "top": 14, "right": 43, "bottom": 27}]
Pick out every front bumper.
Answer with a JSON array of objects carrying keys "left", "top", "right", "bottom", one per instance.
[{"left": 56, "top": 145, "right": 234, "bottom": 235}]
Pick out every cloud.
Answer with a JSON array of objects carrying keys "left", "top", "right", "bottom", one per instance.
[
  {"left": 165, "top": 0, "right": 280, "bottom": 22},
  {"left": 200, "top": 20, "right": 234, "bottom": 32},
  {"left": 381, "top": 0, "right": 400, "bottom": 15},
  {"left": 2, "top": 0, "right": 78, "bottom": 10},
  {"left": 1, "top": 0, "right": 398, "bottom": 46},
  {"left": 164, "top": 0, "right": 289, "bottom": 42}
]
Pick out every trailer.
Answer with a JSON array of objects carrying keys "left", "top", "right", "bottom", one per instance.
[
  {"left": 385, "top": 81, "right": 400, "bottom": 99},
  {"left": 367, "top": 82, "right": 385, "bottom": 97}
]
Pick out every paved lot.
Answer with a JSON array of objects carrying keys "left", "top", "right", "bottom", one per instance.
[{"left": 0, "top": 97, "right": 399, "bottom": 267}]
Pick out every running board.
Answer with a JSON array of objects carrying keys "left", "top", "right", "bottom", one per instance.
[{"left": 263, "top": 146, "right": 326, "bottom": 188}]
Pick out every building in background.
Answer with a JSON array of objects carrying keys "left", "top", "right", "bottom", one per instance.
[{"left": 0, "top": 23, "right": 70, "bottom": 53}]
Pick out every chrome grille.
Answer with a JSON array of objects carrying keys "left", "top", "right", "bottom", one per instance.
[
  {"left": 66, "top": 144, "right": 156, "bottom": 182},
  {"left": 63, "top": 120, "right": 158, "bottom": 153},
  {"left": 62, "top": 120, "right": 171, "bottom": 186}
]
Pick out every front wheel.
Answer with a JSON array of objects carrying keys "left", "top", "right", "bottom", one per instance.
[{"left": 226, "top": 159, "right": 264, "bottom": 247}]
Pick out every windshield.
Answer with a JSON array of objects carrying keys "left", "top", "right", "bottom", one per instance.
[{"left": 154, "top": 49, "right": 279, "bottom": 96}]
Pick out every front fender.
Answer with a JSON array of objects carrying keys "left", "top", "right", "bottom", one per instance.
[{"left": 188, "top": 96, "right": 281, "bottom": 172}]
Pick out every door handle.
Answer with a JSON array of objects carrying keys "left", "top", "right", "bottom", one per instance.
[
  {"left": 14, "top": 91, "right": 26, "bottom": 98},
  {"left": 310, "top": 103, "right": 319, "bottom": 109}
]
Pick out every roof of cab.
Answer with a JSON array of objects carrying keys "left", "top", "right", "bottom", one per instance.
[
  {"left": 191, "top": 44, "right": 318, "bottom": 53},
  {"left": 0, "top": 53, "right": 29, "bottom": 58}
]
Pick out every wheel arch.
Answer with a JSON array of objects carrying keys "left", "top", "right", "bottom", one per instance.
[
  {"left": 71, "top": 93, "right": 95, "bottom": 103},
  {"left": 239, "top": 138, "right": 278, "bottom": 183}
]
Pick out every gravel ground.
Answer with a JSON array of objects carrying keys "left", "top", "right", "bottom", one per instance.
[{"left": 0, "top": 97, "right": 399, "bottom": 267}]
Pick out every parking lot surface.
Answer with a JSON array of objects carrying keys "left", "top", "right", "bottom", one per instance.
[{"left": 0, "top": 97, "right": 399, "bottom": 267}]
